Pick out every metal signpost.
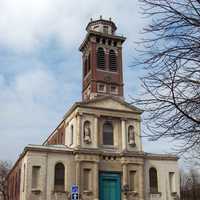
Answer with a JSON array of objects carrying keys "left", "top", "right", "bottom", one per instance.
[{"left": 71, "top": 185, "right": 79, "bottom": 200}]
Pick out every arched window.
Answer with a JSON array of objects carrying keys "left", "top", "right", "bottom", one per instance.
[
  {"left": 149, "top": 167, "right": 158, "bottom": 193},
  {"left": 97, "top": 47, "right": 105, "bottom": 69},
  {"left": 54, "top": 163, "right": 65, "bottom": 191},
  {"left": 109, "top": 49, "right": 117, "bottom": 71},
  {"left": 103, "top": 121, "right": 114, "bottom": 145}
]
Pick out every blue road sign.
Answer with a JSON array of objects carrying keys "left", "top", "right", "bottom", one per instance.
[
  {"left": 71, "top": 185, "right": 79, "bottom": 200},
  {"left": 71, "top": 185, "right": 79, "bottom": 193}
]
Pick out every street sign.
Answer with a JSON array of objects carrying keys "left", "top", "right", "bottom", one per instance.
[
  {"left": 71, "top": 185, "right": 79, "bottom": 200},
  {"left": 71, "top": 193, "right": 79, "bottom": 200},
  {"left": 71, "top": 185, "right": 79, "bottom": 193}
]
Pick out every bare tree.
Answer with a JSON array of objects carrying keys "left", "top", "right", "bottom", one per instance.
[
  {"left": 0, "top": 161, "right": 11, "bottom": 200},
  {"left": 133, "top": 0, "right": 200, "bottom": 154}
]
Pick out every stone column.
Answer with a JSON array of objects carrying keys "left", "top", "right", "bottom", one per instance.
[
  {"left": 140, "top": 164, "right": 145, "bottom": 200},
  {"left": 64, "top": 121, "right": 69, "bottom": 146},
  {"left": 94, "top": 115, "right": 99, "bottom": 148},
  {"left": 122, "top": 163, "right": 128, "bottom": 186},
  {"left": 121, "top": 119, "right": 127, "bottom": 152},
  {"left": 76, "top": 161, "right": 81, "bottom": 190},
  {"left": 122, "top": 163, "right": 128, "bottom": 200},
  {"left": 93, "top": 162, "right": 99, "bottom": 200},
  {"left": 76, "top": 113, "right": 82, "bottom": 147}
]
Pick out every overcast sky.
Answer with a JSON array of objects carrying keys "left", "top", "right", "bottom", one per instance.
[{"left": 0, "top": 0, "right": 177, "bottom": 162}]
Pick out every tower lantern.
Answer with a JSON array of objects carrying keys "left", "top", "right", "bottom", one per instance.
[{"left": 79, "top": 17, "right": 126, "bottom": 101}]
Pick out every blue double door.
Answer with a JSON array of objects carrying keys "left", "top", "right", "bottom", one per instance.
[{"left": 99, "top": 172, "right": 121, "bottom": 200}]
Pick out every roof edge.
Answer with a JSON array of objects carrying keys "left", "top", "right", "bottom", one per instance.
[
  {"left": 79, "top": 31, "right": 126, "bottom": 51},
  {"left": 145, "top": 152, "right": 179, "bottom": 161}
]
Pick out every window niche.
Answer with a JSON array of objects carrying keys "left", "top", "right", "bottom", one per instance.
[
  {"left": 103, "top": 121, "right": 114, "bottom": 146},
  {"left": 128, "top": 125, "right": 136, "bottom": 147},
  {"left": 83, "top": 169, "right": 92, "bottom": 191},
  {"left": 103, "top": 26, "right": 109, "bottom": 34},
  {"left": 83, "top": 121, "right": 92, "bottom": 144},
  {"left": 98, "top": 83, "right": 106, "bottom": 93},
  {"left": 54, "top": 163, "right": 65, "bottom": 192},
  {"left": 69, "top": 125, "right": 74, "bottom": 146},
  {"left": 32, "top": 166, "right": 41, "bottom": 191},
  {"left": 110, "top": 85, "right": 118, "bottom": 95},
  {"left": 169, "top": 172, "right": 175, "bottom": 194},
  {"left": 149, "top": 167, "right": 159, "bottom": 194},
  {"left": 130, "top": 171, "right": 136, "bottom": 191}
]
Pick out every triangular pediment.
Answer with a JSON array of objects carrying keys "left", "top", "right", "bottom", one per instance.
[{"left": 78, "top": 96, "right": 143, "bottom": 113}]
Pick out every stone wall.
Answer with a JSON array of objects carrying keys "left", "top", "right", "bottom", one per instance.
[{"left": 144, "top": 157, "right": 180, "bottom": 200}]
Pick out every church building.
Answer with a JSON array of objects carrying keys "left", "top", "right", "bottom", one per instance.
[{"left": 7, "top": 18, "right": 180, "bottom": 200}]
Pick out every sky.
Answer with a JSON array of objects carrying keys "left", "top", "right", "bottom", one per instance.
[{"left": 0, "top": 0, "right": 177, "bottom": 162}]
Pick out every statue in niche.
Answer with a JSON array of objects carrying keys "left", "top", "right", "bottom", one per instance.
[
  {"left": 128, "top": 125, "right": 136, "bottom": 146},
  {"left": 83, "top": 121, "right": 92, "bottom": 144}
]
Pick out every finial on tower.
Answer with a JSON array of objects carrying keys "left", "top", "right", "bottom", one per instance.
[{"left": 85, "top": 16, "right": 117, "bottom": 34}]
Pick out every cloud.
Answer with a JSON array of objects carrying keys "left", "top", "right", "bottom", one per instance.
[
  {"left": 0, "top": 0, "right": 144, "bottom": 53},
  {"left": 0, "top": 0, "right": 169, "bottom": 161},
  {"left": 0, "top": 66, "right": 75, "bottom": 160},
  {"left": 0, "top": 69, "right": 56, "bottom": 127}
]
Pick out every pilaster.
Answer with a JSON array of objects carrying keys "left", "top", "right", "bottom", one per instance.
[
  {"left": 121, "top": 119, "right": 127, "bottom": 152},
  {"left": 94, "top": 115, "right": 99, "bottom": 148},
  {"left": 75, "top": 161, "right": 81, "bottom": 190},
  {"left": 76, "top": 113, "right": 82, "bottom": 147},
  {"left": 122, "top": 163, "right": 128, "bottom": 200},
  {"left": 93, "top": 161, "right": 99, "bottom": 200}
]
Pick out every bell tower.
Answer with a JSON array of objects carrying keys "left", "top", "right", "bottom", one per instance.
[{"left": 79, "top": 17, "right": 126, "bottom": 101}]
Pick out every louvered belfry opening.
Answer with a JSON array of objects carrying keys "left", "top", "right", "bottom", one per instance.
[
  {"left": 109, "top": 49, "right": 117, "bottom": 71},
  {"left": 97, "top": 47, "right": 105, "bottom": 69}
]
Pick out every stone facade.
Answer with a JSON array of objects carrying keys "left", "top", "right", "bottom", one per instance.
[
  {"left": 7, "top": 18, "right": 180, "bottom": 200},
  {"left": 7, "top": 97, "right": 180, "bottom": 200}
]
